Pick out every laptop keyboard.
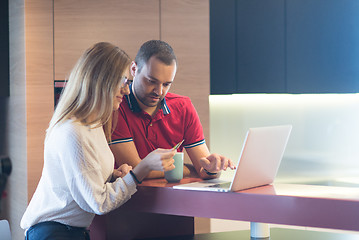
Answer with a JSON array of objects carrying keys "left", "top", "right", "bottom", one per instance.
[{"left": 208, "top": 182, "right": 231, "bottom": 189}]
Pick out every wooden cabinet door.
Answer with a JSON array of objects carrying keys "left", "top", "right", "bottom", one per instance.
[
  {"left": 210, "top": 0, "right": 285, "bottom": 94},
  {"left": 210, "top": 0, "right": 237, "bottom": 94},
  {"left": 235, "top": 0, "right": 285, "bottom": 93},
  {"left": 54, "top": 0, "right": 160, "bottom": 80},
  {"left": 211, "top": 0, "right": 359, "bottom": 94},
  {"left": 161, "top": 0, "right": 210, "bottom": 141},
  {"left": 286, "top": 0, "right": 359, "bottom": 93}
]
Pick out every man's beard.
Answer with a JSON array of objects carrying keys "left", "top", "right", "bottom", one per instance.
[{"left": 135, "top": 88, "right": 162, "bottom": 108}]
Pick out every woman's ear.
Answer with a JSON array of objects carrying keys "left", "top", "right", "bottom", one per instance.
[{"left": 130, "top": 61, "right": 137, "bottom": 77}]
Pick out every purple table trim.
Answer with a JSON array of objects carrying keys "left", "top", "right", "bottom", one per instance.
[{"left": 119, "top": 178, "right": 359, "bottom": 231}]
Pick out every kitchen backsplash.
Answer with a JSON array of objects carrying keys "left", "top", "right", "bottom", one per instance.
[{"left": 209, "top": 94, "right": 359, "bottom": 185}]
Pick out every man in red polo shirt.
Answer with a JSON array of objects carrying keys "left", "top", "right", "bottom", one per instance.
[{"left": 110, "top": 40, "right": 235, "bottom": 179}]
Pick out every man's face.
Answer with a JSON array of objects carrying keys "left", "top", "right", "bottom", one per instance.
[{"left": 132, "top": 56, "right": 177, "bottom": 108}]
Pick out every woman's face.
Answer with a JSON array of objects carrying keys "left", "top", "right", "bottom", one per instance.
[{"left": 113, "top": 68, "right": 131, "bottom": 111}]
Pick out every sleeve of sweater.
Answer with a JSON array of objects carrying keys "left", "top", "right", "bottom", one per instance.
[{"left": 56, "top": 122, "right": 137, "bottom": 215}]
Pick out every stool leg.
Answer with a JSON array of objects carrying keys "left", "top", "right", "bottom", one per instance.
[{"left": 250, "top": 222, "right": 270, "bottom": 238}]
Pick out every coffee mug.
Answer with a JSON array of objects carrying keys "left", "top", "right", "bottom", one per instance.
[{"left": 164, "top": 152, "right": 184, "bottom": 182}]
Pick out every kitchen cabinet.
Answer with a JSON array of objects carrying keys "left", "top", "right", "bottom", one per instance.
[
  {"left": 161, "top": 0, "right": 210, "bottom": 141},
  {"left": 54, "top": 0, "right": 160, "bottom": 80},
  {"left": 210, "top": 0, "right": 359, "bottom": 94},
  {"left": 210, "top": 0, "right": 237, "bottom": 94},
  {"left": 286, "top": 0, "right": 359, "bottom": 93},
  {"left": 235, "top": 0, "right": 285, "bottom": 93}
]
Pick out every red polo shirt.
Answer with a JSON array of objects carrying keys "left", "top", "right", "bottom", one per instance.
[{"left": 110, "top": 88, "right": 205, "bottom": 159}]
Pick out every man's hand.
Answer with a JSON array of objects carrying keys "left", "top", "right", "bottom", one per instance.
[{"left": 199, "top": 153, "right": 236, "bottom": 174}]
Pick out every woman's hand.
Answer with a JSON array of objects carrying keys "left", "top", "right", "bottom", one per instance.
[
  {"left": 142, "top": 148, "right": 176, "bottom": 172},
  {"left": 112, "top": 164, "right": 132, "bottom": 180},
  {"left": 130, "top": 148, "right": 176, "bottom": 184}
]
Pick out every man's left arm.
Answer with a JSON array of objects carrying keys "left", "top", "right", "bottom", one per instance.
[{"left": 185, "top": 143, "right": 235, "bottom": 179}]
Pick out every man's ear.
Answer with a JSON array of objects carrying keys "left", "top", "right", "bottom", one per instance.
[{"left": 130, "top": 61, "right": 137, "bottom": 77}]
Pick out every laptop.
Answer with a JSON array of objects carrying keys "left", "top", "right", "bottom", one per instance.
[{"left": 173, "top": 125, "right": 292, "bottom": 192}]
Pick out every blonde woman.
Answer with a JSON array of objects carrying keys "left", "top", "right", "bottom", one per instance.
[{"left": 20, "top": 42, "right": 175, "bottom": 240}]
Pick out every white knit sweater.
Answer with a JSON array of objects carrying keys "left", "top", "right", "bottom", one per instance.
[{"left": 20, "top": 119, "right": 137, "bottom": 231}]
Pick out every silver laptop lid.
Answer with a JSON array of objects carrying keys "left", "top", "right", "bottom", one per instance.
[{"left": 230, "top": 125, "right": 292, "bottom": 191}]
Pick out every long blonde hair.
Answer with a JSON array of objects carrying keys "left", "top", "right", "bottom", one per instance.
[{"left": 48, "top": 42, "right": 131, "bottom": 141}]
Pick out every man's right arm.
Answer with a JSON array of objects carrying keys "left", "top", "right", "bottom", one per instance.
[{"left": 110, "top": 142, "right": 165, "bottom": 179}]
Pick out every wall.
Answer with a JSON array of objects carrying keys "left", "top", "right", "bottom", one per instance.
[
  {"left": 1, "top": 0, "right": 53, "bottom": 238},
  {"left": 0, "top": 0, "right": 9, "bottom": 97},
  {"left": 161, "top": 0, "right": 210, "bottom": 142},
  {"left": 25, "top": 0, "right": 54, "bottom": 202},
  {"left": 2, "top": 1, "right": 28, "bottom": 239}
]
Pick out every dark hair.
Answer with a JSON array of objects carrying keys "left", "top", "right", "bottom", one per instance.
[{"left": 135, "top": 40, "right": 177, "bottom": 73}]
